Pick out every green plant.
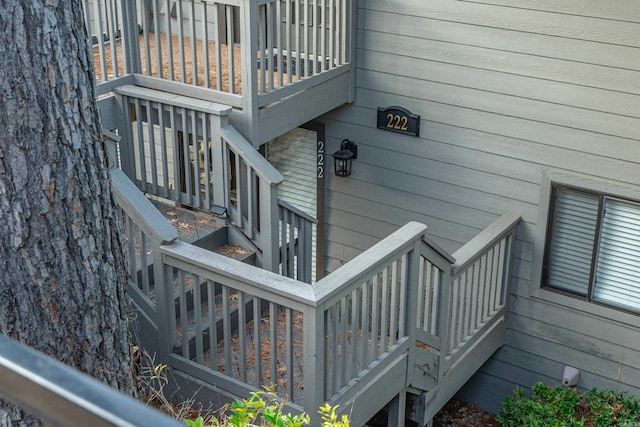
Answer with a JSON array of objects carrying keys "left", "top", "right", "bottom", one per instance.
[
  {"left": 225, "top": 392, "right": 267, "bottom": 426},
  {"left": 183, "top": 393, "right": 349, "bottom": 427},
  {"left": 497, "top": 382, "right": 640, "bottom": 427},
  {"left": 194, "top": 391, "right": 311, "bottom": 427},
  {"left": 319, "top": 404, "right": 349, "bottom": 427},
  {"left": 184, "top": 417, "right": 206, "bottom": 427},
  {"left": 584, "top": 388, "right": 640, "bottom": 427}
]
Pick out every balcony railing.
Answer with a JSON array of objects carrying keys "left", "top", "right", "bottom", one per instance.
[
  {"left": 85, "top": 0, "right": 355, "bottom": 144},
  {"left": 86, "top": 0, "right": 353, "bottom": 92}
]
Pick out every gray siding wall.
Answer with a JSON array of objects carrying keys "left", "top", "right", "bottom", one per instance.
[
  {"left": 321, "top": 0, "right": 640, "bottom": 413},
  {"left": 267, "top": 127, "right": 319, "bottom": 282}
]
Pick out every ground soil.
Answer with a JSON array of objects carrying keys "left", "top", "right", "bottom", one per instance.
[
  {"left": 365, "top": 397, "right": 498, "bottom": 427},
  {"left": 432, "top": 398, "right": 499, "bottom": 427}
]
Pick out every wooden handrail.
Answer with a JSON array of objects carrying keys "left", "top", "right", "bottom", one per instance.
[
  {"left": 161, "top": 240, "right": 317, "bottom": 308},
  {"left": 314, "top": 221, "right": 428, "bottom": 305},
  {"left": 278, "top": 199, "right": 317, "bottom": 224},
  {"left": 111, "top": 169, "right": 178, "bottom": 245},
  {"left": 221, "top": 125, "right": 283, "bottom": 185},
  {"left": 452, "top": 213, "right": 521, "bottom": 276},
  {"left": 113, "top": 85, "right": 233, "bottom": 116}
]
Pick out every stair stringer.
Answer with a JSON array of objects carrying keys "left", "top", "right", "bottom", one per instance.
[{"left": 127, "top": 287, "right": 160, "bottom": 358}]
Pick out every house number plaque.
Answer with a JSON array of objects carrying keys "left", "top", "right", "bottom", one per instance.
[{"left": 376, "top": 106, "right": 420, "bottom": 137}]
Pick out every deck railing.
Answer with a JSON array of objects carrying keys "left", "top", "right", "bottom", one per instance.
[
  {"left": 158, "top": 240, "right": 315, "bottom": 408},
  {"left": 113, "top": 85, "right": 283, "bottom": 271},
  {"left": 111, "top": 85, "right": 315, "bottom": 278},
  {"left": 250, "top": 0, "right": 354, "bottom": 103},
  {"left": 448, "top": 214, "right": 518, "bottom": 355},
  {"left": 113, "top": 84, "right": 234, "bottom": 211},
  {"left": 111, "top": 168, "right": 179, "bottom": 314},
  {"left": 85, "top": 0, "right": 354, "bottom": 100},
  {"left": 278, "top": 199, "right": 316, "bottom": 283},
  {"left": 112, "top": 170, "right": 520, "bottom": 425}
]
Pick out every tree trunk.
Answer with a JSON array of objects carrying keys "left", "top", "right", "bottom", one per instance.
[{"left": 0, "top": 1, "right": 134, "bottom": 424}]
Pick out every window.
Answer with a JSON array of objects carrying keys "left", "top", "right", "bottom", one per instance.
[{"left": 543, "top": 185, "right": 640, "bottom": 313}]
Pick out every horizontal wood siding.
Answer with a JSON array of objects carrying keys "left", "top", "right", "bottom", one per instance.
[
  {"left": 268, "top": 128, "right": 318, "bottom": 282},
  {"left": 321, "top": 0, "right": 640, "bottom": 413}
]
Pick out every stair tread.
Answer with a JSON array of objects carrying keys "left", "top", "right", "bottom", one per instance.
[
  {"left": 149, "top": 199, "right": 256, "bottom": 264},
  {"left": 150, "top": 199, "right": 222, "bottom": 245},
  {"left": 215, "top": 244, "right": 255, "bottom": 261}
]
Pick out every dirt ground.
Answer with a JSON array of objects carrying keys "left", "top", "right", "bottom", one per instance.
[
  {"left": 432, "top": 398, "right": 498, "bottom": 427},
  {"left": 365, "top": 397, "right": 498, "bottom": 427}
]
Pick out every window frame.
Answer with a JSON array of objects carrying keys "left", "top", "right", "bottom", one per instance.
[{"left": 532, "top": 171, "right": 640, "bottom": 321}]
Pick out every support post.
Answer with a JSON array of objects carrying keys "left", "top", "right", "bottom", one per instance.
[
  {"left": 154, "top": 248, "right": 176, "bottom": 364},
  {"left": 387, "top": 391, "right": 407, "bottom": 427},
  {"left": 210, "top": 112, "right": 230, "bottom": 226},
  {"left": 404, "top": 239, "right": 423, "bottom": 386},
  {"left": 120, "top": 0, "right": 141, "bottom": 74},
  {"left": 437, "top": 266, "right": 454, "bottom": 381},
  {"left": 240, "top": 0, "right": 260, "bottom": 145},
  {"left": 259, "top": 181, "right": 279, "bottom": 273},
  {"left": 303, "top": 306, "right": 325, "bottom": 426},
  {"left": 114, "top": 93, "right": 136, "bottom": 180}
]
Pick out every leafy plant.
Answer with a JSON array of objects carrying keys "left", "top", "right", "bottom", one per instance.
[
  {"left": 184, "top": 417, "right": 206, "bottom": 427},
  {"left": 226, "top": 392, "right": 267, "bottom": 426},
  {"left": 319, "top": 404, "right": 349, "bottom": 427},
  {"left": 182, "top": 392, "right": 350, "bottom": 426},
  {"left": 583, "top": 388, "right": 640, "bottom": 427},
  {"left": 497, "top": 382, "right": 640, "bottom": 427},
  {"left": 185, "top": 391, "right": 322, "bottom": 427}
]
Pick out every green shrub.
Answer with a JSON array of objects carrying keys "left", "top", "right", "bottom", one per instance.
[
  {"left": 183, "top": 391, "right": 348, "bottom": 427},
  {"left": 497, "top": 382, "right": 640, "bottom": 427}
]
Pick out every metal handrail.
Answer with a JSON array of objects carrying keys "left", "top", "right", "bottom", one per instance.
[{"left": 0, "top": 335, "right": 181, "bottom": 427}]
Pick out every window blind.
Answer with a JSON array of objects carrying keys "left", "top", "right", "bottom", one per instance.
[
  {"left": 546, "top": 188, "right": 599, "bottom": 295},
  {"left": 593, "top": 198, "right": 640, "bottom": 311}
]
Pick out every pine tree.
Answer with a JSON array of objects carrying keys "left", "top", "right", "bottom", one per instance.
[{"left": 0, "top": 1, "right": 134, "bottom": 424}]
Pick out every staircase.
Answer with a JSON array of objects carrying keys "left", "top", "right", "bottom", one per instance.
[
  {"left": 152, "top": 200, "right": 256, "bottom": 264},
  {"left": 150, "top": 202, "right": 262, "bottom": 365},
  {"left": 113, "top": 166, "right": 520, "bottom": 426},
  {"left": 132, "top": 197, "right": 273, "bottom": 362}
]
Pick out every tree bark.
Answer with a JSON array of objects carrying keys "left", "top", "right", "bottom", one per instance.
[{"left": 0, "top": 1, "right": 134, "bottom": 424}]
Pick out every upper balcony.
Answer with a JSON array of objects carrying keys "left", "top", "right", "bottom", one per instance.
[{"left": 86, "top": 0, "right": 355, "bottom": 147}]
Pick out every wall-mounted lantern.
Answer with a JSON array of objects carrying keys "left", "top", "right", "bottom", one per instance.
[{"left": 332, "top": 139, "right": 358, "bottom": 177}]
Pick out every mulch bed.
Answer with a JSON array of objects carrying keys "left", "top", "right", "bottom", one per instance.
[
  {"left": 364, "top": 397, "right": 498, "bottom": 427},
  {"left": 433, "top": 398, "right": 498, "bottom": 427}
]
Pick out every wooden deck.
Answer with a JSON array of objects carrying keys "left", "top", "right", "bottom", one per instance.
[
  {"left": 89, "top": 0, "right": 352, "bottom": 97},
  {"left": 89, "top": 0, "right": 356, "bottom": 146},
  {"left": 94, "top": 34, "right": 243, "bottom": 93}
]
